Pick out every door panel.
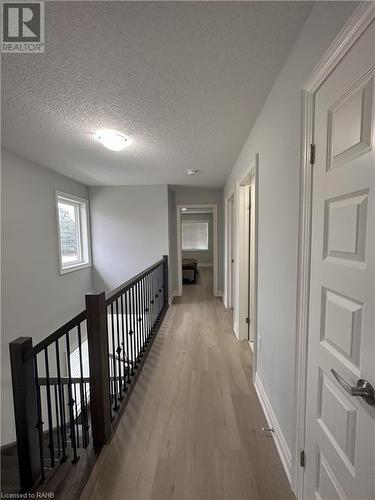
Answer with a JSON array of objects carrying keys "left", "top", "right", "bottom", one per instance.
[{"left": 304, "top": 20, "right": 375, "bottom": 500}]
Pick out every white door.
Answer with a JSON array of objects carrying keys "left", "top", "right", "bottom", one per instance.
[{"left": 304, "top": 20, "right": 375, "bottom": 500}]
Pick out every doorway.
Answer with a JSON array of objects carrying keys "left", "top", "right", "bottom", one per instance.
[
  {"left": 176, "top": 204, "right": 218, "bottom": 297},
  {"left": 294, "top": 5, "right": 375, "bottom": 499},
  {"left": 237, "top": 163, "right": 258, "bottom": 352}
]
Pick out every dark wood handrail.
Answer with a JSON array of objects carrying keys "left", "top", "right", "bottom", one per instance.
[
  {"left": 25, "top": 310, "right": 87, "bottom": 360},
  {"left": 25, "top": 259, "right": 164, "bottom": 360},
  {"left": 105, "top": 258, "right": 164, "bottom": 305}
]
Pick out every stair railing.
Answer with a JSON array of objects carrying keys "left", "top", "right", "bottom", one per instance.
[{"left": 9, "top": 255, "right": 168, "bottom": 492}]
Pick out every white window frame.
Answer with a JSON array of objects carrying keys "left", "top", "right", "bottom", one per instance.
[
  {"left": 56, "top": 191, "right": 92, "bottom": 275},
  {"left": 181, "top": 220, "right": 209, "bottom": 252}
]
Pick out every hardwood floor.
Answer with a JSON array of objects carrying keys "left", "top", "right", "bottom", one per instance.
[{"left": 81, "top": 268, "right": 295, "bottom": 500}]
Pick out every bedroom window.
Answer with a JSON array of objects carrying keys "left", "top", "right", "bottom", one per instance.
[
  {"left": 182, "top": 221, "right": 209, "bottom": 251},
  {"left": 56, "top": 192, "right": 91, "bottom": 274}
]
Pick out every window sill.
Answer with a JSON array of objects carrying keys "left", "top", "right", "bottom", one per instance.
[
  {"left": 59, "top": 262, "right": 92, "bottom": 275},
  {"left": 182, "top": 249, "right": 209, "bottom": 252}
]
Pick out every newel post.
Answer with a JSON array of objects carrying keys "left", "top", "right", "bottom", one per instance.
[
  {"left": 9, "top": 337, "right": 40, "bottom": 491},
  {"left": 163, "top": 255, "right": 169, "bottom": 308},
  {"left": 85, "top": 292, "right": 111, "bottom": 447}
]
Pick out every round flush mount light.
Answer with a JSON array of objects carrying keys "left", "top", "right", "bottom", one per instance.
[
  {"left": 186, "top": 169, "right": 200, "bottom": 176},
  {"left": 96, "top": 130, "right": 129, "bottom": 151}
]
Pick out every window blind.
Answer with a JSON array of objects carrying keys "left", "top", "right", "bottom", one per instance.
[{"left": 182, "top": 221, "right": 209, "bottom": 250}]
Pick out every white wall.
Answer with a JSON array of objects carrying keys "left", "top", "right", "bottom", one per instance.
[
  {"left": 224, "top": 1, "right": 357, "bottom": 471},
  {"left": 1, "top": 149, "right": 93, "bottom": 445},
  {"left": 89, "top": 185, "right": 169, "bottom": 292},
  {"left": 168, "top": 185, "right": 224, "bottom": 294}
]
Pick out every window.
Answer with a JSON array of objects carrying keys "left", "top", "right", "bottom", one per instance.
[
  {"left": 182, "top": 221, "right": 209, "bottom": 251},
  {"left": 56, "top": 192, "right": 91, "bottom": 274}
]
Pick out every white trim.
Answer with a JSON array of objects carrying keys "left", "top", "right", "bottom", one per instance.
[
  {"left": 254, "top": 373, "right": 292, "bottom": 483},
  {"left": 233, "top": 155, "right": 259, "bottom": 382},
  {"left": 177, "top": 204, "right": 218, "bottom": 297},
  {"left": 197, "top": 263, "right": 213, "bottom": 268},
  {"left": 55, "top": 190, "right": 92, "bottom": 275},
  {"left": 293, "top": 3, "right": 375, "bottom": 498},
  {"left": 224, "top": 190, "right": 235, "bottom": 309},
  {"left": 169, "top": 290, "right": 178, "bottom": 305}
]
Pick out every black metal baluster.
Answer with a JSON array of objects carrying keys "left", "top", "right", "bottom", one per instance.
[
  {"left": 156, "top": 267, "right": 160, "bottom": 318},
  {"left": 136, "top": 282, "right": 141, "bottom": 357},
  {"left": 55, "top": 340, "right": 67, "bottom": 462},
  {"left": 125, "top": 290, "right": 133, "bottom": 380},
  {"left": 116, "top": 299, "right": 123, "bottom": 401},
  {"left": 106, "top": 310, "right": 113, "bottom": 413},
  {"left": 145, "top": 273, "right": 149, "bottom": 342},
  {"left": 140, "top": 280, "right": 144, "bottom": 351},
  {"left": 77, "top": 324, "right": 89, "bottom": 448},
  {"left": 154, "top": 268, "right": 158, "bottom": 325},
  {"left": 150, "top": 270, "right": 155, "bottom": 333},
  {"left": 54, "top": 385, "right": 61, "bottom": 459},
  {"left": 144, "top": 275, "right": 148, "bottom": 344},
  {"left": 110, "top": 303, "right": 119, "bottom": 411},
  {"left": 131, "top": 286, "right": 138, "bottom": 366},
  {"left": 73, "top": 383, "right": 80, "bottom": 449},
  {"left": 65, "top": 333, "right": 79, "bottom": 464},
  {"left": 137, "top": 281, "right": 143, "bottom": 355},
  {"left": 33, "top": 356, "right": 45, "bottom": 482},
  {"left": 120, "top": 294, "right": 127, "bottom": 392},
  {"left": 159, "top": 265, "right": 163, "bottom": 315},
  {"left": 44, "top": 347, "right": 55, "bottom": 469},
  {"left": 141, "top": 277, "right": 146, "bottom": 347}
]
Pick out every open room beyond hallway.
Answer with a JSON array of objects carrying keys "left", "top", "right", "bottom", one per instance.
[{"left": 81, "top": 268, "right": 294, "bottom": 500}]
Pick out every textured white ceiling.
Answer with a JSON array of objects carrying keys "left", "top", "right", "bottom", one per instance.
[{"left": 2, "top": 1, "right": 313, "bottom": 187}]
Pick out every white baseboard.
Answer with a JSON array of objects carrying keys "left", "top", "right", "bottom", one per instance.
[
  {"left": 169, "top": 290, "right": 179, "bottom": 305},
  {"left": 197, "top": 263, "right": 213, "bottom": 268},
  {"left": 254, "top": 373, "right": 292, "bottom": 483}
]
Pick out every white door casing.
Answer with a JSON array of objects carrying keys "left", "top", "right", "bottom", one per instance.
[
  {"left": 249, "top": 181, "right": 256, "bottom": 344},
  {"left": 303, "top": 18, "right": 375, "bottom": 500}
]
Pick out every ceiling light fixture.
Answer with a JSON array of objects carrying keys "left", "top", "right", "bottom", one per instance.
[
  {"left": 181, "top": 208, "right": 187, "bottom": 211},
  {"left": 186, "top": 169, "right": 199, "bottom": 176},
  {"left": 96, "top": 130, "right": 128, "bottom": 151}
]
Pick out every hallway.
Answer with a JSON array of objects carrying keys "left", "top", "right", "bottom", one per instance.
[{"left": 82, "top": 268, "right": 294, "bottom": 500}]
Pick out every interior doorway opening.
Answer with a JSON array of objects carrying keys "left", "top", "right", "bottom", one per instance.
[
  {"left": 238, "top": 179, "right": 256, "bottom": 347},
  {"left": 176, "top": 204, "right": 218, "bottom": 297},
  {"left": 231, "top": 155, "right": 259, "bottom": 377}
]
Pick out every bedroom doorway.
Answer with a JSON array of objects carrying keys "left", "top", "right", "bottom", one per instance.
[{"left": 176, "top": 204, "right": 218, "bottom": 297}]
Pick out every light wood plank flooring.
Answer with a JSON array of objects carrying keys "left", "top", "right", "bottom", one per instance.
[{"left": 81, "top": 268, "right": 295, "bottom": 500}]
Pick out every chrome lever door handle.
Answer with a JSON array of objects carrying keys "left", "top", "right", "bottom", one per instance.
[{"left": 331, "top": 369, "right": 375, "bottom": 406}]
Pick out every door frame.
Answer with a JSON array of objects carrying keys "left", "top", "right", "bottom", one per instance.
[
  {"left": 224, "top": 192, "right": 235, "bottom": 309},
  {"left": 292, "top": 3, "right": 375, "bottom": 497},
  {"left": 176, "top": 203, "right": 218, "bottom": 297},
  {"left": 236, "top": 155, "right": 259, "bottom": 382}
]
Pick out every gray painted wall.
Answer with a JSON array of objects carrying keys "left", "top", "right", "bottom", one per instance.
[
  {"left": 182, "top": 213, "right": 213, "bottom": 265},
  {"left": 1, "top": 149, "right": 93, "bottom": 445},
  {"left": 89, "top": 185, "right": 169, "bottom": 292},
  {"left": 168, "top": 185, "right": 224, "bottom": 294},
  {"left": 224, "top": 1, "right": 357, "bottom": 458}
]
